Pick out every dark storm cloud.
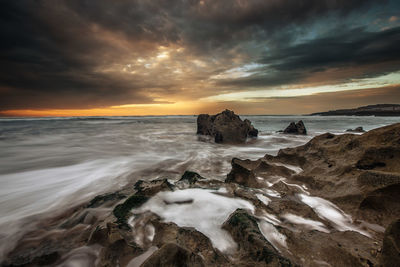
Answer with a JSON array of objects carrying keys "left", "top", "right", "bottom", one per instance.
[
  {"left": 64, "top": 0, "right": 378, "bottom": 52},
  {"left": 216, "top": 26, "right": 400, "bottom": 88},
  {"left": 0, "top": 0, "right": 396, "bottom": 110},
  {"left": 265, "top": 27, "right": 400, "bottom": 71},
  {"left": 0, "top": 1, "right": 159, "bottom": 109}
]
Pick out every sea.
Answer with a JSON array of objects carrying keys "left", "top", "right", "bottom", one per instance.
[{"left": 0, "top": 115, "right": 399, "bottom": 258}]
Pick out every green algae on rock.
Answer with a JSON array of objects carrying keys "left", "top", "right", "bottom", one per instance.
[
  {"left": 223, "top": 209, "right": 292, "bottom": 267},
  {"left": 87, "top": 192, "right": 126, "bottom": 208},
  {"left": 179, "top": 171, "right": 205, "bottom": 184},
  {"left": 113, "top": 194, "right": 149, "bottom": 224}
]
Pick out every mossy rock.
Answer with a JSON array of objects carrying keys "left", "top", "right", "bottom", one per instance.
[
  {"left": 223, "top": 209, "right": 292, "bottom": 266},
  {"left": 134, "top": 178, "right": 174, "bottom": 196},
  {"left": 87, "top": 192, "right": 126, "bottom": 208},
  {"left": 113, "top": 194, "right": 149, "bottom": 224},
  {"left": 227, "top": 209, "right": 258, "bottom": 230},
  {"left": 179, "top": 171, "right": 205, "bottom": 184}
]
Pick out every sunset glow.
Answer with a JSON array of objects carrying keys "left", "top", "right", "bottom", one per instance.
[{"left": 1, "top": 1, "right": 399, "bottom": 116}]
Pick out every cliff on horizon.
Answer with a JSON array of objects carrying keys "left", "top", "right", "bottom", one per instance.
[{"left": 311, "top": 104, "right": 400, "bottom": 116}]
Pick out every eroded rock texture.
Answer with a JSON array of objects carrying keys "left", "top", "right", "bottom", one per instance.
[{"left": 197, "top": 109, "right": 258, "bottom": 143}]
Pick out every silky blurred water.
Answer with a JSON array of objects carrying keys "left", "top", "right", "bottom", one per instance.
[{"left": 0, "top": 115, "right": 399, "bottom": 258}]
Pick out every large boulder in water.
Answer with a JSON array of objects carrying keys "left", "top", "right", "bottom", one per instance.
[
  {"left": 196, "top": 109, "right": 258, "bottom": 143},
  {"left": 283, "top": 120, "right": 307, "bottom": 135}
]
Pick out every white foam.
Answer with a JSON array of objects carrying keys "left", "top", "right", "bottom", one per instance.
[
  {"left": 128, "top": 215, "right": 155, "bottom": 247},
  {"left": 313, "top": 260, "right": 332, "bottom": 266},
  {"left": 256, "top": 194, "right": 271, "bottom": 206},
  {"left": 298, "top": 194, "right": 370, "bottom": 237},
  {"left": 258, "top": 220, "right": 287, "bottom": 251},
  {"left": 262, "top": 188, "right": 281, "bottom": 198},
  {"left": 133, "top": 188, "right": 254, "bottom": 253},
  {"left": 217, "top": 187, "right": 228, "bottom": 193},
  {"left": 147, "top": 224, "right": 155, "bottom": 242},
  {"left": 264, "top": 175, "right": 286, "bottom": 187},
  {"left": 281, "top": 180, "right": 310, "bottom": 195},
  {"left": 257, "top": 211, "right": 281, "bottom": 225},
  {"left": 282, "top": 213, "right": 329, "bottom": 233}
]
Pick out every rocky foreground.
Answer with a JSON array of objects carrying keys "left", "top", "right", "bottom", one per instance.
[{"left": 3, "top": 123, "right": 400, "bottom": 267}]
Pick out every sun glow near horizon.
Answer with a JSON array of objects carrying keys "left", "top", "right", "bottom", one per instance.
[
  {"left": 2, "top": 84, "right": 400, "bottom": 117},
  {"left": 2, "top": 72, "right": 399, "bottom": 117}
]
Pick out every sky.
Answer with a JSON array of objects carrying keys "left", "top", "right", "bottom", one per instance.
[{"left": 0, "top": 0, "right": 399, "bottom": 116}]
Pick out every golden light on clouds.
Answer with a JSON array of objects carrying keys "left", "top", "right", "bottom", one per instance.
[
  {"left": 1, "top": 1, "right": 399, "bottom": 116},
  {"left": 204, "top": 72, "right": 400, "bottom": 102},
  {"left": 1, "top": 84, "right": 399, "bottom": 117}
]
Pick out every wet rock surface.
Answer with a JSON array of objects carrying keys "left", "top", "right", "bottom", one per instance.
[
  {"left": 223, "top": 209, "right": 292, "bottom": 266},
  {"left": 3, "top": 123, "right": 400, "bottom": 267},
  {"left": 179, "top": 171, "right": 205, "bottom": 185},
  {"left": 282, "top": 120, "right": 307, "bottom": 135},
  {"left": 197, "top": 109, "right": 258, "bottom": 143}
]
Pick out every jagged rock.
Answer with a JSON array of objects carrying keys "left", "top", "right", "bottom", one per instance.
[
  {"left": 151, "top": 221, "right": 229, "bottom": 266},
  {"left": 88, "top": 226, "right": 109, "bottom": 246},
  {"left": 113, "top": 194, "right": 149, "bottom": 224},
  {"left": 243, "top": 123, "right": 400, "bottom": 226},
  {"left": 381, "top": 219, "right": 400, "bottom": 267},
  {"left": 197, "top": 109, "right": 258, "bottom": 143},
  {"left": 2, "top": 224, "right": 92, "bottom": 267},
  {"left": 98, "top": 238, "right": 141, "bottom": 266},
  {"left": 225, "top": 158, "right": 258, "bottom": 187},
  {"left": 244, "top": 119, "right": 259, "bottom": 137},
  {"left": 178, "top": 171, "right": 205, "bottom": 184},
  {"left": 141, "top": 243, "right": 205, "bottom": 267},
  {"left": 134, "top": 178, "right": 174, "bottom": 197},
  {"left": 87, "top": 192, "right": 126, "bottom": 208},
  {"left": 225, "top": 158, "right": 298, "bottom": 188},
  {"left": 346, "top": 126, "right": 365, "bottom": 133},
  {"left": 282, "top": 120, "right": 307, "bottom": 135},
  {"left": 222, "top": 209, "right": 292, "bottom": 266}
]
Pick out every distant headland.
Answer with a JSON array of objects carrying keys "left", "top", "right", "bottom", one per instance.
[{"left": 310, "top": 104, "right": 400, "bottom": 116}]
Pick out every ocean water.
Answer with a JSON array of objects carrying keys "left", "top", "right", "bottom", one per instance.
[{"left": 0, "top": 115, "right": 399, "bottom": 258}]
